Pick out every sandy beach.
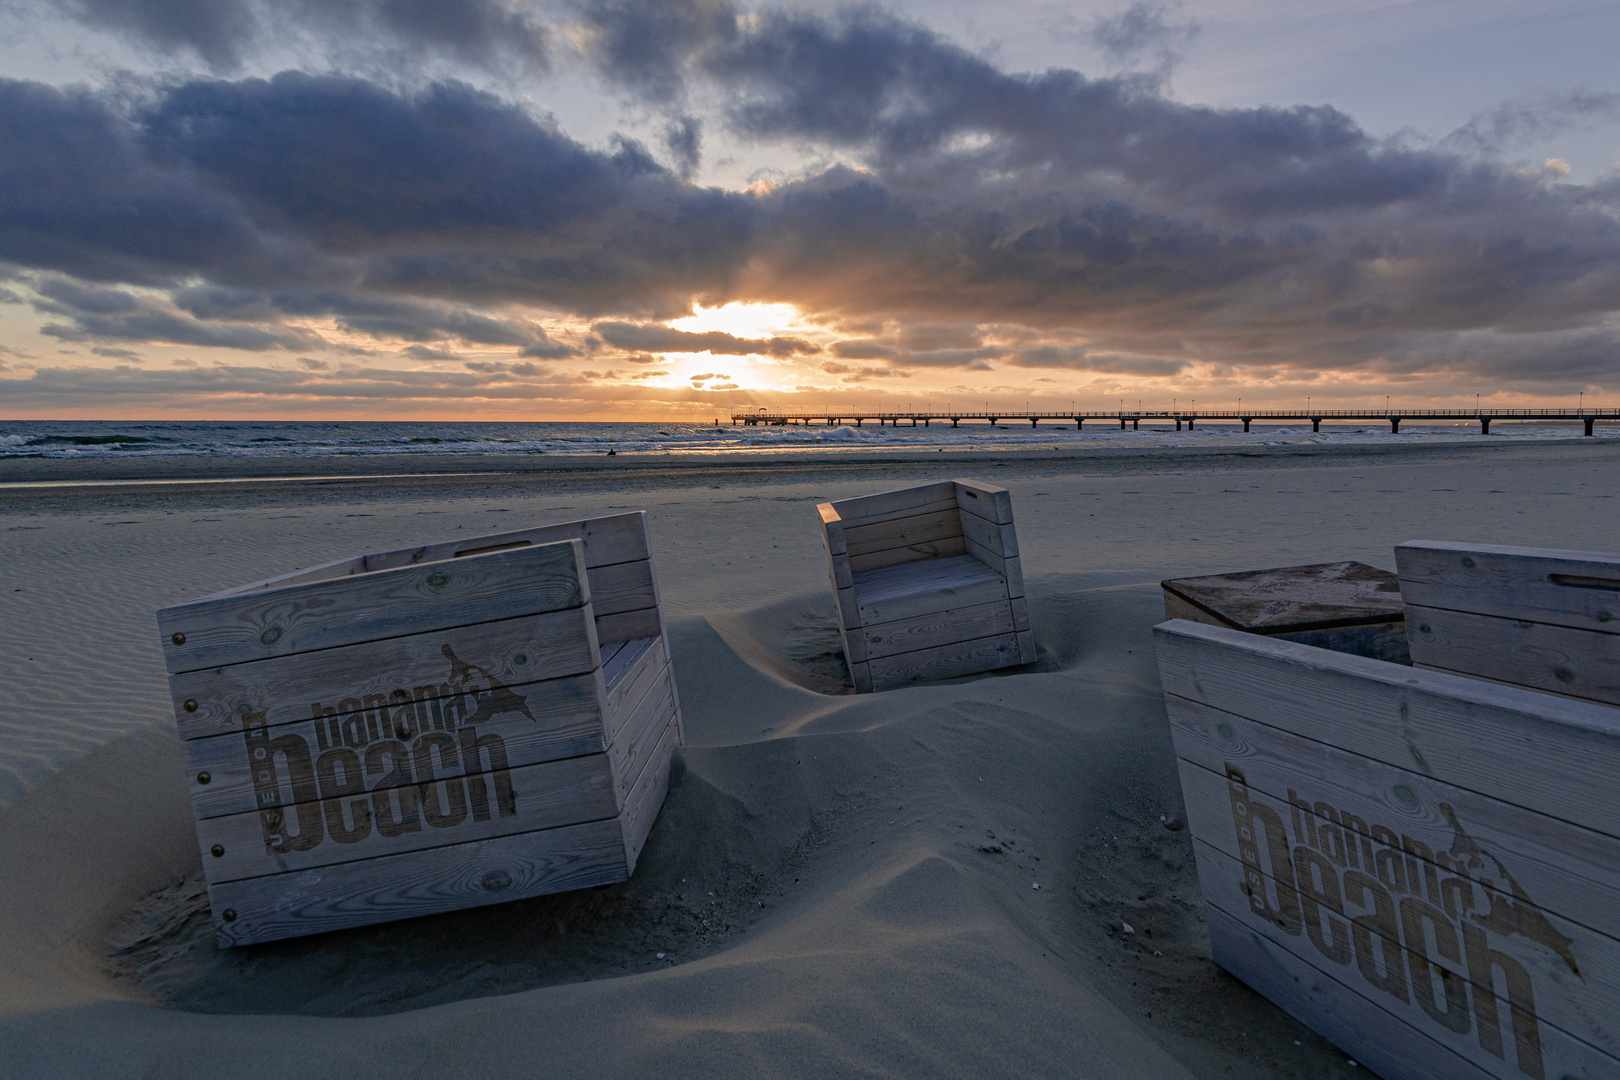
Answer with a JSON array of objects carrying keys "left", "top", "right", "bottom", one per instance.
[{"left": 1, "top": 436, "right": 1616, "bottom": 1079}]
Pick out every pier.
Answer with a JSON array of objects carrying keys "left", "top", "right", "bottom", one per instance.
[{"left": 731, "top": 408, "right": 1618, "bottom": 436}]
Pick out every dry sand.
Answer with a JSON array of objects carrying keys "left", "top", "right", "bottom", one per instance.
[{"left": 0, "top": 437, "right": 1616, "bottom": 1079}]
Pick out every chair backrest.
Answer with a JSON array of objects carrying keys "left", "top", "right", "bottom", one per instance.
[
  {"left": 1396, "top": 540, "right": 1620, "bottom": 706},
  {"left": 200, "top": 511, "right": 662, "bottom": 646},
  {"left": 822, "top": 479, "right": 1017, "bottom": 576}
]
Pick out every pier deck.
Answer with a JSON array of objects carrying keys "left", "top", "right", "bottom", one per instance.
[{"left": 730, "top": 408, "right": 1618, "bottom": 435}]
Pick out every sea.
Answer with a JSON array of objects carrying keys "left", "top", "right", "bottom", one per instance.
[{"left": 0, "top": 417, "right": 1610, "bottom": 464}]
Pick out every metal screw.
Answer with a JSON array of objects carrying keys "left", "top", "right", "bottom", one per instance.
[
  {"left": 171, "top": 632, "right": 186, "bottom": 646},
  {"left": 197, "top": 772, "right": 211, "bottom": 785},
  {"left": 183, "top": 699, "right": 198, "bottom": 712},
  {"left": 222, "top": 909, "right": 237, "bottom": 922},
  {"left": 211, "top": 844, "right": 225, "bottom": 857}
]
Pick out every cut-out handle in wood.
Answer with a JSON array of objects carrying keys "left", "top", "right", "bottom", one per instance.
[
  {"left": 455, "top": 540, "right": 533, "bottom": 558},
  {"left": 1549, "top": 573, "right": 1620, "bottom": 592}
]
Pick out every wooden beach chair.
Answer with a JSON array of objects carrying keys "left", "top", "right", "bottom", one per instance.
[
  {"left": 817, "top": 480, "right": 1034, "bottom": 692},
  {"left": 1152, "top": 539, "right": 1620, "bottom": 1080},
  {"left": 157, "top": 512, "right": 682, "bottom": 947}
]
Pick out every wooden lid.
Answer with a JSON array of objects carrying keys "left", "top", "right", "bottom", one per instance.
[{"left": 1161, "top": 561, "right": 1403, "bottom": 634}]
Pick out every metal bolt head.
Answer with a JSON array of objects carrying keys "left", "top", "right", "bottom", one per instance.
[
  {"left": 222, "top": 909, "right": 237, "bottom": 922},
  {"left": 171, "top": 632, "right": 186, "bottom": 646},
  {"left": 210, "top": 844, "right": 225, "bottom": 857},
  {"left": 183, "top": 699, "right": 198, "bottom": 712}
]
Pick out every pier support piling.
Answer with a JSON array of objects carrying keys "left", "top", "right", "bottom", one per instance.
[
  {"left": 1586, "top": 418, "right": 1596, "bottom": 436},
  {"left": 1311, "top": 418, "right": 1320, "bottom": 432},
  {"left": 1480, "top": 417, "right": 1492, "bottom": 435},
  {"left": 1075, "top": 418, "right": 1083, "bottom": 430},
  {"left": 1389, "top": 418, "right": 1401, "bottom": 433},
  {"left": 1242, "top": 418, "right": 1251, "bottom": 432}
]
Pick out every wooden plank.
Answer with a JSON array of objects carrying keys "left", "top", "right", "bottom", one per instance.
[
  {"left": 846, "top": 535, "right": 966, "bottom": 575},
  {"left": 1274, "top": 622, "right": 1411, "bottom": 666},
  {"left": 197, "top": 752, "right": 618, "bottom": 884},
  {"left": 817, "top": 502, "right": 847, "bottom": 556},
  {"left": 602, "top": 636, "right": 653, "bottom": 691},
  {"left": 856, "top": 574, "right": 1009, "bottom": 627},
  {"left": 1017, "top": 629, "right": 1036, "bottom": 665},
  {"left": 588, "top": 558, "right": 658, "bottom": 618},
  {"left": 954, "top": 480, "right": 1014, "bottom": 525},
  {"left": 1197, "top": 841, "right": 1617, "bottom": 1079},
  {"left": 183, "top": 671, "right": 606, "bottom": 820},
  {"left": 1166, "top": 697, "right": 1620, "bottom": 939},
  {"left": 1205, "top": 894, "right": 1495, "bottom": 1080},
  {"left": 849, "top": 657, "right": 874, "bottom": 693},
  {"left": 830, "top": 482, "right": 957, "bottom": 526},
  {"left": 594, "top": 606, "right": 661, "bottom": 644},
  {"left": 1152, "top": 620, "right": 1620, "bottom": 838},
  {"left": 867, "top": 633, "right": 1021, "bottom": 691},
  {"left": 200, "top": 513, "right": 651, "bottom": 600},
  {"left": 1163, "top": 562, "right": 1404, "bottom": 634},
  {"left": 962, "top": 536, "right": 1023, "bottom": 598},
  {"left": 833, "top": 585, "right": 861, "bottom": 631},
  {"left": 857, "top": 600, "right": 1016, "bottom": 660},
  {"left": 827, "top": 549, "right": 854, "bottom": 590},
  {"left": 1164, "top": 590, "right": 1226, "bottom": 627},
  {"left": 604, "top": 638, "right": 664, "bottom": 741},
  {"left": 1406, "top": 604, "right": 1620, "bottom": 706},
  {"left": 209, "top": 817, "right": 629, "bottom": 947},
  {"left": 839, "top": 620, "right": 868, "bottom": 664},
  {"left": 159, "top": 540, "right": 588, "bottom": 674},
  {"left": 607, "top": 671, "right": 675, "bottom": 808},
  {"left": 170, "top": 606, "right": 600, "bottom": 742},
  {"left": 843, "top": 509, "right": 963, "bottom": 559},
  {"left": 959, "top": 509, "right": 1019, "bottom": 558},
  {"left": 1396, "top": 542, "right": 1620, "bottom": 635},
  {"left": 1010, "top": 596, "right": 1031, "bottom": 633},
  {"left": 598, "top": 639, "right": 626, "bottom": 671},
  {"left": 621, "top": 718, "right": 679, "bottom": 874}
]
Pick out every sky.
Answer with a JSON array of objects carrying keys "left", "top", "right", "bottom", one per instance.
[{"left": 0, "top": 0, "right": 1618, "bottom": 420}]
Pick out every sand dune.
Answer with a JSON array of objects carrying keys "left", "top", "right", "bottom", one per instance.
[{"left": 2, "top": 438, "right": 1617, "bottom": 1078}]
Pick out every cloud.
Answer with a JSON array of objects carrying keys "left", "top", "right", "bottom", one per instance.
[
  {"left": 830, "top": 339, "right": 896, "bottom": 360},
  {"left": 1005, "top": 344, "right": 1187, "bottom": 375},
  {"left": 1443, "top": 90, "right": 1620, "bottom": 156},
  {"left": 89, "top": 345, "right": 145, "bottom": 360},
  {"left": 403, "top": 344, "right": 458, "bottom": 360},
  {"left": 1090, "top": 2, "right": 1199, "bottom": 71},
  {"left": 592, "top": 321, "right": 820, "bottom": 357}
]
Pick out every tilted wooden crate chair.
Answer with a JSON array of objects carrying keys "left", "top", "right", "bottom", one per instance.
[
  {"left": 817, "top": 479, "right": 1034, "bottom": 693},
  {"left": 1153, "top": 540, "right": 1620, "bottom": 1080},
  {"left": 157, "top": 512, "right": 682, "bottom": 947}
]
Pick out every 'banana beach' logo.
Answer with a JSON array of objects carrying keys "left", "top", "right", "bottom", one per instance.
[
  {"left": 1226, "top": 764, "right": 1578, "bottom": 1080},
  {"left": 243, "top": 645, "right": 533, "bottom": 854}
]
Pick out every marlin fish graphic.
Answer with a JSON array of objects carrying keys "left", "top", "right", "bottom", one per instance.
[
  {"left": 1442, "top": 803, "right": 1579, "bottom": 978},
  {"left": 441, "top": 644, "right": 536, "bottom": 725}
]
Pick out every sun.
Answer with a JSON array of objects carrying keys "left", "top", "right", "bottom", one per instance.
[
  {"left": 668, "top": 302, "right": 806, "bottom": 339},
  {"left": 642, "top": 302, "right": 817, "bottom": 393}
]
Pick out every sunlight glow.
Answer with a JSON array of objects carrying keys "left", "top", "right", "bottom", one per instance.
[{"left": 669, "top": 302, "right": 807, "bottom": 340}]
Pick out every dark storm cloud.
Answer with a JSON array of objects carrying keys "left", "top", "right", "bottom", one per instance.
[
  {"left": 574, "top": 0, "right": 735, "bottom": 101},
  {"left": 591, "top": 321, "right": 820, "bottom": 357}
]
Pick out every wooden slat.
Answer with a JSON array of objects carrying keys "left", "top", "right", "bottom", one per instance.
[
  {"left": 962, "top": 536, "right": 1024, "bottom": 598},
  {"left": 867, "top": 633, "right": 1021, "bottom": 691},
  {"left": 169, "top": 607, "right": 600, "bottom": 742},
  {"left": 200, "top": 513, "right": 651, "bottom": 600},
  {"left": 620, "top": 718, "right": 679, "bottom": 875},
  {"left": 954, "top": 480, "right": 1014, "bottom": 525},
  {"left": 856, "top": 576, "right": 1009, "bottom": 627},
  {"left": 209, "top": 817, "right": 629, "bottom": 947},
  {"left": 828, "top": 550, "right": 854, "bottom": 590},
  {"left": 1010, "top": 596, "right": 1031, "bottom": 633},
  {"left": 833, "top": 585, "right": 860, "bottom": 630},
  {"left": 1196, "top": 842, "right": 1616, "bottom": 1079},
  {"left": 197, "top": 752, "right": 617, "bottom": 884},
  {"left": 846, "top": 535, "right": 966, "bottom": 575},
  {"left": 829, "top": 482, "right": 957, "bottom": 526},
  {"left": 1166, "top": 697, "right": 1620, "bottom": 939},
  {"left": 598, "top": 639, "right": 625, "bottom": 670},
  {"left": 588, "top": 559, "right": 658, "bottom": 618},
  {"left": 1152, "top": 621, "right": 1620, "bottom": 838},
  {"left": 183, "top": 672, "right": 606, "bottom": 820},
  {"left": 1396, "top": 541, "right": 1620, "bottom": 634},
  {"left": 604, "top": 638, "right": 664, "bottom": 742},
  {"left": 849, "top": 656, "right": 873, "bottom": 693},
  {"left": 594, "top": 606, "right": 661, "bottom": 644},
  {"left": 817, "top": 502, "right": 847, "bottom": 556},
  {"left": 958, "top": 508, "right": 1019, "bottom": 558},
  {"left": 602, "top": 636, "right": 653, "bottom": 692},
  {"left": 1406, "top": 604, "right": 1620, "bottom": 706},
  {"left": 857, "top": 600, "right": 1016, "bottom": 660},
  {"left": 159, "top": 540, "right": 588, "bottom": 674},
  {"left": 1016, "top": 629, "right": 1036, "bottom": 664},
  {"left": 843, "top": 508, "right": 963, "bottom": 558},
  {"left": 1205, "top": 904, "right": 1493, "bottom": 1080},
  {"left": 608, "top": 671, "right": 675, "bottom": 808}
]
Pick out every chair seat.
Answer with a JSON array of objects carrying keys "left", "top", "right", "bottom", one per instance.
[{"left": 853, "top": 554, "right": 1002, "bottom": 604}]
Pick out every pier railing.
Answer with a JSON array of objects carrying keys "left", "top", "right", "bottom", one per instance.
[{"left": 729, "top": 408, "right": 1618, "bottom": 435}]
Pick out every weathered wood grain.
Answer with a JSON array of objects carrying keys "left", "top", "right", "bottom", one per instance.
[
  {"left": 847, "top": 535, "right": 967, "bottom": 575},
  {"left": 1205, "top": 894, "right": 1497, "bottom": 1080},
  {"left": 620, "top": 718, "right": 679, "bottom": 874},
  {"left": 160, "top": 540, "right": 588, "bottom": 674},
  {"left": 197, "top": 752, "right": 618, "bottom": 884},
  {"left": 608, "top": 671, "right": 675, "bottom": 808},
  {"left": 587, "top": 559, "right": 659, "bottom": 619},
  {"left": 1153, "top": 620, "right": 1620, "bottom": 838},
  {"left": 959, "top": 508, "right": 1019, "bottom": 558},
  {"left": 1162, "top": 561, "right": 1404, "bottom": 634},
  {"left": 867, "top": 633, "right": 1021, "bottom": 691},
  {"left": 604, "top": 638, "right": 664, "bottom": 743},
  {"left": 1405, "top": 604, "right": 1620, "bottom": 706},
  {"left": 857, "top": 600, "right": 1016, "bottom": 660},
  {"left": 602, "top": 635, "right": 653, "bottom": 692},
  {"left": 201, "top": 513, "right": 651, "bottom": 600},
  {"left": 954, "top": 480, "right": 1014, "bottom": 525},
  {"left": 843, "top": 509, "right": 963, "bottom": 558},
  {"left": 848, "top": 657, "right": 874, "bottom": 693},
  {"left": 170, "top": 607, "right": 600, "bottom": 741},
  {"left": 830, "top": 482, "right": 957, "bottom": 526},
  {"left": 599, "top": 639, "right": 625, "bottom": 670},
  {"left": 1167, "top": 696, "right": 1620, "bottom": 939},
  {"left": 183, "top": 672, "right": 607, "bottom": 820},
  {"left": 833, "top": 585, "right": 861, "bottom": 631},
  {"left": 817, "top": 502, "right": 847, "bottom": 556},
  {"left": 1396, "top": 542, "right": 1620, "bottom": 634},
  {"left": 1010, "top": 595, "right": 1030, "bottom": 633},
  {"left": 1016, "top": 629, "right": 1036, "bottom": 665},
  {"left": 961, "top": 537, "right": 1024, "bottom": 599},
  {"left": 1197, "top": 841, "right": 1617, "bottom": 1079},
  {"left": 594, "top": 606, "right": 662, "bottom": 645},
  {"left": 209, "top": 818, "right": 629, "bottom": 947}
]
